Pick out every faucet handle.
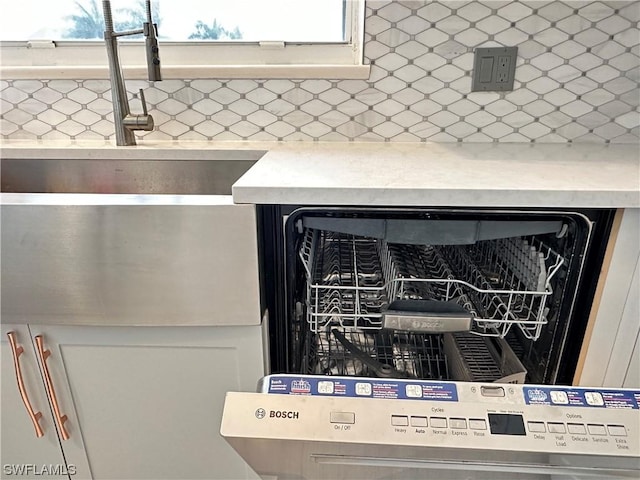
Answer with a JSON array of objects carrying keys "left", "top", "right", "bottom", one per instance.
[{"left": 139, "top": 89, "right": 149, "bottom": 116}]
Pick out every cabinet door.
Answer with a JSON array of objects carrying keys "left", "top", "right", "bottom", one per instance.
[
  {"left": 30, "top": 325, "right": 265, "bottom": 480},
  {"left": 1, "top": 325, "right": 68, "bottom": 479}
]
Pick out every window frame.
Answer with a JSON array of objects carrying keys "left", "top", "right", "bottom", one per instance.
[{"left": 0, "top": 0, "right": 368, "bottom": 80}]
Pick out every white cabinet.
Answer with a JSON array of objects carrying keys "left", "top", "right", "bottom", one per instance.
[
  {"left": 2, "top": 325, "right": 264, "bottom": 480},
  {"left": 1, "top": 325, "right": 70, "bottom": 479}
]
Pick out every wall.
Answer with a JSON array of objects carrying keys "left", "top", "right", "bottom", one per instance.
[{"left": 1, "top": 0, "right": 639, "bottom": 143}]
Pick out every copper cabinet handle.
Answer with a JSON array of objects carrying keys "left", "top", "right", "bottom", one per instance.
[
  {"left": 35, "top": 335, "right": 70, "bottom": 440},
  {"left": 7, "top": 331, "right": 44, "bottom": 438}
]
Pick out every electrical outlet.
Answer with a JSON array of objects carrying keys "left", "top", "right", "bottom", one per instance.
[
  {"left": 471, "top": 47, "right": 518, "bottom": 92},
  {"left": 497, "top": 56, "right": 511, "bottom": 83}
]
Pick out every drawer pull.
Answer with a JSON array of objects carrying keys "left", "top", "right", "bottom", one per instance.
[
  {"left": 35, "top": 335, "right": 70, "bottom": 440},
  {"left": 7, "top": 331, "right": 44, "bottom": 438}
]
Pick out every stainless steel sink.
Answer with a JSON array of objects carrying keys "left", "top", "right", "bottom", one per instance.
[
  {"left": 1, "top": 157, "right": 259, "bottom": 195},
  {"left": 1, "top": 151, "right": 265, "bottom": 327}
]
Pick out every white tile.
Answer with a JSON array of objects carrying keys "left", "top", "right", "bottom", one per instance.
[
  {"left": 560, "top": 100, "right": 594, "bottom": 117},
  {"left": 557, "top": 15, "right": 591, "bottom": 35},
  {"left": 620, "top": 2, "right": 640, "bottom": 22},
  {"left": 47, "top": 80, "right": 79, "bottom": 94},
  {"left": 615, "top": 110, "right": 640, "bottom": 129},
  {"left": 300, "top": 121, "right": 333, "bottom": 137},
  {"left": 336, "top": 99, "right": 369, "bottom": 116},
  {"left": 190, "top": 80, "right": 222, "bottom": 94},
  {"left": 192, "top": 99, "right": 223, "bottom": 115},
  {"left": 212, "top": 87, "right": 242, "bottom": 105},
  {"left": 587, "top": 64, "right": 621, "bottom": 83},
  {"left": 454, "top": 28, "right": 489, "bottom": 47},
  {"left": 416, "top": 2, "right": 452, "bottom": 23},
  {"left": 498, "top": 2, "right": 533, "bottom": 22},
  {"left": 193, "top": 121, "right": 225, "bottom": 137},
  {"left": 536, "top": 28, "right": 570, "bottom": 48},
  {"left": 317, "top": 110, "right": 350, "bottom": 128},
  {"left": 598, "top": 100, "right": 633, "bottom": 118},
  {"left": 394, "top": 65, "right": 427, "bottom": 83},
  {"left": 157, "top": 98, "right": 188, "bottom": 115},
  {"left": 434, "top": 40, "right": 467, "bottom": 60},
  {"left": 544, "top": 89, "right": 577, "bottom": 106},
  {"left": 578, "top": 2, "right": 615, "bottom": 22},
  {"left": 300, "top": 99, "right": 332, "bottom": 116},
  {"left": 522, "top": 99, "right": 556, "bottom": 117},
  {"left": 451, "top": 51, "right": 475, "bottom": 71},
  {"left": 211, "top": 110, "right": 242, "bottom": 127},
  {"left": 519, "top": 122, "right": 551, "bottom": 139},
  {"left": 596, "top": 15, "right": 632, "bottom": 35},
  {"left": 390, "top": 109, "right": 422, "bottom": 127},
  {"left": 22, "top": 120, "right": 51, "bottom": 136},
  {"left": 376, "top": 28, "right": 411, "bottom": 48},
  {"left": 548, "top": 64, "right": 582, "bottom": 83},
  {"left": 358, "top": 88, "right": 388, "bottom": 106},
  {"left": 574, "top": 28, "right": 610, "bottom": 48},
  {"left": 281, "top": 88, "right": 314, "bottom": 106},
  {"left": 435, "top": 15, "right": 470, "bottom": 36},
  {"left": 528, "top": 77, "right": 561, "bottom": 94},
  {"left": 172, "top": 87, "right": 205, "bottom": 105},
  {"left": 176, "top": 109, "right": 206, "bottom": 126},
  {"left": 12, "top": 80, "right": 44, "bottom": 94},
  {"left": 301, "top": 80, "right": 333, "bottom": 95},
  {"left": 608, "top": 52, "right": 639, "bottom": 72},
  {"left": 515, "top": 64, "right": 543, "bottom": 82},
  {"left": 576, "top": 110, "right": 611, "bottom": 129},
  {"left": 552, "top": 40, "right": 587, "bottom": 59},
  {"left": 376, "top": 52, "right": 409, "bottom": 71},
  {"left": 482, "top": 122, "right": 513, "bottom": 138},
  {"left": 476, "top": 16, "right": 511, "bottom": 35},
  {"left": 593, "top": 121, "right": 627, "bottom": 139},
  {"left": 428, "top": 110, "right": 458, "bottom": 127},
  {"left": 603, "top": 76, "right": 638, "bottom": 95},
  {"left": 395, "top": 40, "right": 429, "bottom": 59},
  {"left": 3, "top": 87, "right": 29, "bottom": 104},
  {"left": 37, "top": 109, "right": 67, "bottom": 126},
  {"left": 56, "top": 119, "right": 85, "bottom": 136},
  {"left": 517, "top": 40, "right": 547, "bottom": 60},
  {"left": 365, "top": 40, "right": 392, "bottom": 61},
  {"left": 448, "top": 99, "right": 481, "bottom": 117},
  {"left": 373, "top": 99, "right": 405, "bottom": 117},
  {"left": 30, "top": 87, "right": 62, "bottom": 105},
  {"left": 73, "top": 109, "right": 101, "bottom": 126},
  {"left": 431, "top": 64, "right": 465, "bottom": 82},
  {"left": 154, "top": 80, "right": 186, "bottom": 94},
  {"left": 484, "top": 99, "right": 517, "bottom": 117},
  {"left": 13, "top": 98, "right": 46, "bottom": 116},
  {"left": 91, "top": 119, "right": 116, "bottom": 137},
  {"left": 516, "top": 16, "right": 551, "bottom": 35},
  {"left": 412, "top": 76, "right": 445, "bottom": 94},
  {"left": 467, "top": 91, "right": 502, "bottom": 106},
  {"left": 366, "top": 15, "right": 392, "bottom": 36},
  {"left": 444, "top": 121, "right": 477, "bottom": 139},
  {"left": 465, "top": 110, "right": 497, "bottom": 128},
  {"left": 415, "top": 29, "right": 449, "bottom": 47},
  {"left": 564, "top": 76, "right": 599, "bottom": 95},
  {"left": 413, "top": 52, "right": 447, "bottom": 71},
  {"left": 530, "top": 52, "right": 565, "bottom": 71},
  {"left": 4, "top": 109, "right": 33, "bottom": 126},
  {"left": 228, "top": 120, "right": 260, "bottom": 138},
  {"left": 262, "top": 80, "right": 295, "bottom": 95},
  {"left": 246, "top": 89, "right": 278, "bottom": 106},
  {"left": 372, "top": 121, "right": 405, "bottom": 138},
  {"left": 319, "top": 88, "right": 351, "bottom": 105},
  {"left": 263, "top": 121, "right": 296, "bottom": 138},
  {"left": 457, "top": 3, "right": 492, "bottom": 22},
  {"left": 264, "top": 98, "right": 296, "bottom": 116},
  {"left": 397, "top": 15, "right": 429, "bottom": 35},
  {"left": 503, "top": 110, "right": 534, "bottom": 128},
  {"left": 555, "top": 122, "right": 590, "bottom": 139},
  {"left": 538, "top": 3, "right": 574, "bottom": 22},
  {"left": 160, "top": 120, "right": 190, "bottom": 137},
  {"left": 377, "top": 2, "right": 412, "bottom": 23},
  {"left": 355, "top": 110, "right": 386, "bottom": 128},
  {"left": 582, "top": 88, "right": 616, "bottom": 107},
  {"left": 429, "top": 89, "right": 463, "bottom": 106},
  {"left": 494, "top": 28, "right": 529, "bottom": 46}
]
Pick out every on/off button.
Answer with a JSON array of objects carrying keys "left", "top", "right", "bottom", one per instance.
[{"left": 330, "top": 412, "right": 355, "bottom": 424}]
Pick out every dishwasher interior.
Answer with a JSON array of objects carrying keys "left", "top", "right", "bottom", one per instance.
[{"left": 262, "top": 208, "right": 614, "bottom": 386}]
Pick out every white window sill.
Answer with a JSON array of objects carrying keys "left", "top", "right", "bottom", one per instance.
[{"left": 0, "top": 64, "right": 370, "bottom": 80}]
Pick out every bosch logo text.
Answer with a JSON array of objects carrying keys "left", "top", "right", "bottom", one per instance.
[{"left": 270, "top": 410, "right": 299, "bottom": 419}]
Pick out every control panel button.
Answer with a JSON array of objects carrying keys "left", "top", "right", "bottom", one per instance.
[
  {"left": 410, "top": 416, "right": 428, "bottom": 427},
  {"left": 330, "top": 412, "right": 355, "bottom": 424},
  {"left": 547, "top": 422, "right": 566, "bottom": 434},
  {"left": 469, "top": 419, "right": 487, "bottom": 430},
  {"left": 481, "top": 386, "right": 505, "bottom": 397},
  {"left": 607, "top": 425, "right": 627, "bottom": 437},
  {"left": 391, "top": 415, "right": 409, "bottom": 427},
  {"left": 430, "top": 417, "right": 447, "bottom": 428},
  {"left": 450, "top": 418, "right": 467, "bottom": 429},
  {"left": 587, "top": 424, "right": 607, "bottom": 436},
  {"left": 567, "top": 423, "right": 587, "bottom": 435},
  {"left": 527, "top": 421, "right": 546, "bottom": 433}
]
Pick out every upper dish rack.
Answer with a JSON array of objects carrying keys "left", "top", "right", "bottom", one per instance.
[{"left": 299, "top": 228, "right": 565, "bottom": 341}]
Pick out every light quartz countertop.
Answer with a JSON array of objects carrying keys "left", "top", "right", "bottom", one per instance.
[{"left": 2, "top": 140, "right": 638, "bottom": 208}]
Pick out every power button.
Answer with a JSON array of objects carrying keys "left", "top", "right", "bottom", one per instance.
[{"left": 330, "top": 412, "right": 355, "bottom": 424}]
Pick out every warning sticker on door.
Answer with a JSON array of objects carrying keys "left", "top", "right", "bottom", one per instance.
[{"left": 264, "top": 375, "right": 458, "bottom": 402}]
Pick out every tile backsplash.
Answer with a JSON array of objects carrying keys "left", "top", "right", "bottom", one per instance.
[{"left": 1, "top": 1, "right": 639, "bottom": 143}]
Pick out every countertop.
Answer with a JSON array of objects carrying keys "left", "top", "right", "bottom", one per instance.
[{"left": 2, "top": 140, "right": 639, "bottom": 208}]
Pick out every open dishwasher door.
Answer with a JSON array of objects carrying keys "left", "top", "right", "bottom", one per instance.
[{"left": 221, "top": 375, "right": 640, "bottom": 480}]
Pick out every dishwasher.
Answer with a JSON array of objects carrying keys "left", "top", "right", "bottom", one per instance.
[{"left": 221, "top": 207, "right": 640, "bottom": 479}]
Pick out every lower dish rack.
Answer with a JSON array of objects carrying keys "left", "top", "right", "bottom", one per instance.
[{"left": 301, "top": 328, "right": 527, "bottom": 383}]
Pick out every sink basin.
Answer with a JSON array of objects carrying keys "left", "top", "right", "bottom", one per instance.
[{"left": 1, "top": 156, "right": 261, "bottom": 196}]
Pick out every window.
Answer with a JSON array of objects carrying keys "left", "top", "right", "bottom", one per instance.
[{"left": 0, "top": 0, "right": 367, "bottom": 79}]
